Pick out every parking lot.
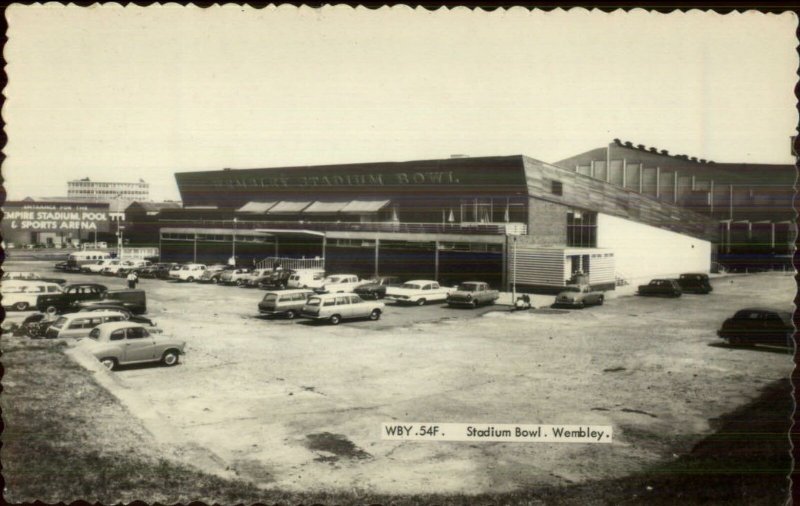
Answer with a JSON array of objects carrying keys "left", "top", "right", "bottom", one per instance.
[{"left": 5, "top": 261, "right": 796, "bottom": 494}]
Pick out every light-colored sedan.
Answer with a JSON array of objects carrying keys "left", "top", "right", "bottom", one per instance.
[
  {"left": 301, "top": 293, "right": 384, "bottom": 325},
  {"left": 553, "top": 285, "right": 605, "bottom": 308},
  {"left": 385, "top": 280, "right": 451, "bottom": 306},
  {"left": 79, "top": 321, "right": 186, "bottom": 370},
  {"left": 2, "top": 281, "right": 62, "bottom": 311}
]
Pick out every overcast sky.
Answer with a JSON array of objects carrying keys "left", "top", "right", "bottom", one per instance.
[{"left": 4, "top": 5, "right": 797, "bottom": 202}]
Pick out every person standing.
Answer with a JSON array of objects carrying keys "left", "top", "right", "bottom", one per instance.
[{"left": 127, "top": 271, "right": 138, "bottom": 289}]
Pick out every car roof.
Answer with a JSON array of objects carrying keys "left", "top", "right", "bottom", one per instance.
[
  {"left": 309, "top": 292, "right": 361, "bottom": 299},
  {"left": 61, "top": 310, "right": 130, "bottom": 319},
  {"left": 737, "top": 307, "right": 790, "bottom": 314},
  {"left": 94, "top": 321, "right": 147, "bottom": 332},
  {"left": 267, "top": 288, "right": 313, "bottom": 294},
  {"left": 405, "top": 279, "right": 438, "bottom": 284},
  {"left": 2, "top": 279, "right": 58, "bottom": 286},
  {"left": 63, "top": 283, "right": 107, "bottom": 289}
]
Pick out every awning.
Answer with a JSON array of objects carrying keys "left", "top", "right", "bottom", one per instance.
[
  {"left": 267, "top": 200, "right": 313, "bottom": 214},
  {"left": 302, "top": 201, "right": 351, "bottom": 214},
  {"left": 340, "top": 199, "right": 391, "bottom": 214},
  {"left": 236, "top": 201, "right": 278, "bottom": 213}
]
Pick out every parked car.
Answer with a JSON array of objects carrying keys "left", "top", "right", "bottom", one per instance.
[
  {"left": 196, "top": 264, "right": 232, "bottom": 283},
  {"left": 258, "top": 289, "right": 315, "bottom": 319},
  {"left": 315, "top": 274, "right": 366, "bottom": 294},
  {"left": 169, "top": 263, "right": 207, "bottom": 282},
  {"left": 101, "top": 260, "right": 125, "bottom": 276},
  {"left": 53, "top": 261, "right": 72, "bottom": 272},
  {"left": 676, "top": 273, "right": 713, "bottom": 294},
  {"left": 353, "top": 276, "right": 402, "bottom": 300},
  {"left": 82, "top": 259, "right": 116, "bottom": 274},
  {"left": 13, "top": 313, "right": 58, "bottom": 338},
  {"left": 219, "top": 268, "right": 252, "bottom": 285},
  {"left": 386, "top": 280, "right": 451, "bottom": 306},
  {"left": 301, "top": 293, "right": 384, "bottom": 325},
  {"left": 36, "top": 283, "right": 108, "bottom": 314},
  {"left": 258, "top": 269, "right": 295, "bottom": 290},
  {"left": 717, "top": 308, "right": 794, "bottom": 347},
  {"left": 287, "top": 269, "right": 326, "bottom": 289},
  {"left": 116, "top": 259, "right": 152, "bottom": 277},
  {"left": 446, "top": 281, "right": 500, "bottom": 308},
  {"left": 243, "top": 268, "right": 273, "bottom": 288},
  {"left": 74, "top": 289, "right": 147, "bottom": 315},
  {"left": 553, "top": 285, "right": 605, "bottom": 308},
  {"left": 77, "top": 307, "right": 156, "bottom": 327},
  {"left": 2, "top": 281, "right": 63, "bottom": 311},
  {"left": 637, "top": 279, "right": 682, "bottom": 297},
  {"left": 139, "top": 263, "right": 171, "bottom": 278},
  {"left": 44, "top": 310, "right": 130, "bottom": 339},
  {"left": 2, "top": 271, "right": 67, "bottom": 285},
  {"left": 78, "top": 322, "right": 186, "bottom": 370}
]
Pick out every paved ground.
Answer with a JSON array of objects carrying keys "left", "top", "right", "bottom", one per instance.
[{"left": 4, "top": 260, "right": 796, "bottom": 495}]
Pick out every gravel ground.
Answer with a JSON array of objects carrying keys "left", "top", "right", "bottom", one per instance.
[{"left": 4, "top": 261, "right": 795, "bottom": 495}]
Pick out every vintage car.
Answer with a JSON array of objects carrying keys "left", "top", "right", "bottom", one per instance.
[
  {"left": 636, "top": 279, "right": 682, "bottom": 297},
  {"left": 353, "top": 276, "right": 402, "bottom": 300},
  {"left": 169, "top": 263, "right": 207, "bottom": 282},
  {"left": 100, "top": 260, "right": 125, "bottom": 276},
  {"left": 287, "top": 269, "right": 326, "bottom": 290},
  {"left": 301, "top": 293, "right": 384, "bottom": 325},
  {"left": 446, "top": 281, "right": 499, "bottom": 308},
  {"left": 258, "top": 269, "right": 295, "bottom": 290},
  {"left": 78, "top": 322, "right": 185, "bottom": 370},
  {"left": 2, "top": 271, "right": 67, "bottom": 285},
  {"left": 2, "top": 281, "right": 63, "bottom": 311},
  {"left": 218, "top": 268, "right": 252, "bottom": 285},
  {"left": 717, "top": 308, "right": 794, "bottom": 347},
  {"left": 676, "top": 273, "right": 713, "bottom": 294},
  {"left": 45, "top": 310, "right": 130, "bottom": 339},
  {"left": 116, "top": 259, "right": 152, "bottom": 277},
  {"left": 315, "top": 274, "right": 366, "bottom": 294},
  {"left": 138, "top": 263, "right": 171, "bottom": 278},
  {"left": 36, "top": 283, "right": 108, "bottom": 314},
  {"left": 196, "top": 264, "right": 232, "bottom": 283},
  {"left": 385, "top": 280, "right": 451, "bottom": 306},
  {"left": 82, "top": 259, "right": 116, "bottom": 274},
  {"left": 258, "top": 289, "right": 315, "bottom": 319},
  {"left": 553, "top": 285, "right": 605, "bottom": 308},
  {"left": 74, "top": 289, "right": 147, "bottom": 315},
  {"left": 242, "top": 268, "right": 274, "bottom": 287}
]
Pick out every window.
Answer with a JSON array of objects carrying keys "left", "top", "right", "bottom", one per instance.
[
  {"left": 551, "top": 181, "right": 563, "bottom": 196},
  {"left": 335, "top": 296, "right": 349, "bottom": 305},
  {"left": 110, "top": 329, "right": 125, "bottom": 341},
  {"left": 127, "top": 327, "right": 148, "bottom": 339},
  {"left": 323, "top": 299, "right": 335, "bottom": 307},
  {"left": 349, "top": 295, "right": 362, "bottom": 304},
  {"left": 69, "top": 319, "right": 90, "bottom": 329},
  {"left": 567, "top": 211, "right": 597, "bottom": 247}
]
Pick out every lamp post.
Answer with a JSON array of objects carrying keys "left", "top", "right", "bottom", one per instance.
[
  {"left": 117, "top": 223, "right": 126, "bottom": 259},
  {"left": 231, "top": 217, "right": 238, "bottom": 266},
  {"left": 512, "top": 236, "right": 517, "bottom": 301}
]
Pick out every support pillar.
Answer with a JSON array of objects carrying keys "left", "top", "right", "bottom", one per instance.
[
  {"left": 374, "top": 238, "right": 380, "bottom": 277},
  {"left": 434, "top": 241, "right": 440, "bottom": 281}
]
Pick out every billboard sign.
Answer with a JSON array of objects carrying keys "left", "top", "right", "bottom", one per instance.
[{"left": 3, "top": 202, "right": 110, "bottom": 232}]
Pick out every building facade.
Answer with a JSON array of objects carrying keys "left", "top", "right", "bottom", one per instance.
[
  {"left": 555, "top": 140, "right": 795, "bottom": 269},
  {"left": 155, "top": 155, "right": 716, "bottom": 292},
  {"left": 2, "top": 199, "right": 112, "bottom": 247},
  {"left": 67, "top": 177, "right": 150, "bottom": 202}
]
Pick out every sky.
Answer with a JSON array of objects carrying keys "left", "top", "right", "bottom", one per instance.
[{"left": 4, "top": 5, "right": 798, "bottom": 202}]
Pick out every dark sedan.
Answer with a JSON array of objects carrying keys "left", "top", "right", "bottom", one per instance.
[
  {"left": 36, "top": 283, "right": 108, "bottom": 314},
  {"left": 637, "top": 279, "right": 682, "bottom": 297},
  {"left": 717, "top": 308, "right": 794, "bottom": 347},
  {"left": 353, "top": 276, "right": 402, "bottom": 300},
  {"left": 677, "top": 273, "right": 713, "bottom": 294}
]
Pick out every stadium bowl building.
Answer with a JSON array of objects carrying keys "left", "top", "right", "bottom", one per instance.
[{"left": 156, "top": 155, "right": 717, "bottom": 293}]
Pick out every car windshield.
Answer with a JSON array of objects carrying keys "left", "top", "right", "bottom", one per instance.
[
  {"left": 325, "top": 276, "right": 343, "bottom": 283},
  {"left": 88, "top": 328, "right": 101, "bottom": 340},
  {"left": 306, "top": 297, "right": 321, "bottom": 306},
  {"left": 457, "top": 284, "right": 479, "bottom": 291},
  {"left": 401, "top": 283, "right": 422, "bottom": 289},
  {"left": 263, "top": 294, "right": 278, "bottom": 302}
]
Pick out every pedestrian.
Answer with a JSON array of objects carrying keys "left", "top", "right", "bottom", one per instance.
[{"left": 127, "top": 271, "right": 138, "bottom": 289}]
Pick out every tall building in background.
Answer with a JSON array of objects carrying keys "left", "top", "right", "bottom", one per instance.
[{"left": 67, "top": 177, "right": 150, "bottom": 202}]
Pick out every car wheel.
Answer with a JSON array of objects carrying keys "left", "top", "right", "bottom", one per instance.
[
  {"left": 598, "top": 296, "right": 604, "bottom": 306},
  {"left": 100, "top": 358, "right": 117, "bottom": 371},
  {"left": 279, "top": 283, "right": 286, "bottom": 289},
  {"left": 329, "top": 314, "right": 341, "bottom": 325},
  {"left": 13, "top": 302, "right": 30, "bottom": 311},
  {"left": 45, "top": 305, "right": 59, "bottom": 316},
  {"left": 369, "top": 309, "right": 381, "bottom": 320},
  {"left": 212, "top": 277, "right": 219, "bottom": 284},
  {"left": 471, "top": 300, "right": 478, "bottom": 309},
  {"left": 416, "top": 298, "right": 426, "bottom": 306},
  {"left": 187, "top": 276, "right": 195, "bottom": 282},
  {"left": 161, "top": 350, "right": 180, "bottom": 367},
  {"left": 236, "top": 280, "right": 244, "bottom": 287},
  {"left": 578, "top": 300, "right": 586, "bottom": 309},
  {"left": 286, "top": 310, "right": 296, "bottom": 320}
]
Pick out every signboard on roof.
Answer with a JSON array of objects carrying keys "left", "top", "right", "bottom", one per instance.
[{"left": 2, "top": 202, "right": 110, "bottom": 232}]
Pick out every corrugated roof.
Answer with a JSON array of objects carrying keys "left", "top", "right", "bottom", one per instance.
[
  {"left": 267, "top": 201, "right": 312, "bottom": 214},
  {"left": 236, "top": 201, "right": 278, "bottom": 213},
  {"left": 303, "top": 201, "right": 351, "bottom": 214},
  {"left": 340, "top": 199, "right": 391, "bottom": 213}
]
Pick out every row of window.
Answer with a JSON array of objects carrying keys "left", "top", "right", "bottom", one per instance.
[{"left": 161, "top": 232, "right": 270, "bottom": 243}]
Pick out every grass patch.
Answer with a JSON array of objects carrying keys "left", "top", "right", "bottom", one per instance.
[{"left": 1, "top": 334, "right": 791, "bottom": 504}]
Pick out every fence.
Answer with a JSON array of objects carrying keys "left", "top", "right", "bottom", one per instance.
[{"left": 256, "top": 256, "right": 325, "bottom": 271}]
